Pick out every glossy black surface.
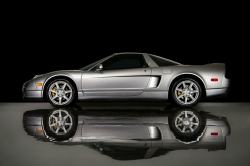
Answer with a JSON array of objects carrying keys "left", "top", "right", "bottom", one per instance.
[{"left": 0, "top": 102, "right": 250, "bottom": 165}]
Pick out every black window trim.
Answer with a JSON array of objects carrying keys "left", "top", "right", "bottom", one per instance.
[{"left": 90, "top": 53, "right": 149, "bottom": 71}]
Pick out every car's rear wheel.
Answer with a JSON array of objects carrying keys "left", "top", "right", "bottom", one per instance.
[
  {"left": 168, "top": 108, "right": 206, "bottom": 143},
  {"left": 46, "top": 79, "right": 75, "bottom": 107},
  {"left": 171, "top": 78, "right": 202, "bottom": 107}
]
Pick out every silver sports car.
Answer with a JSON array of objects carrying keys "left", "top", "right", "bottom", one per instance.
[{"left": 22, "top": 52, "right": 230, "bottom": 107}]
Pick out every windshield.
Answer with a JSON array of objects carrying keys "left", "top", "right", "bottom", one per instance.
[{"left": 79, "top": 55, "right": 113, "bottom": 71}]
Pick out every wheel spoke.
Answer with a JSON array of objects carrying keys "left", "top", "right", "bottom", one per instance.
[
  {"left": 59, "top": 110, "right": 62, "bottom": 117},
  {"left": 64, "top": 114, "right": 69, "bottom": 120},
  {"left": 65, "top": 90, "right": 72, "bottom": 94},
  {"left": 59, "top": 97, "right": 62, "bottom": 105},
  {"left": 185, "top": 111, "right": 188, "bottom": 118},
  {"left": 182, "top": 126, "right": 186, "bottom": 132},
  {"left": 177, "top": 95, "right": 184, "bottom": 99},
  {"left": 62, "top": 127, "right": 67, "bottom": 133},
  {"left": 176, "top": 88, "right": 183, "bottom": 92},
  {"left": 55, "top": 82, "right": 60, "bottom": 89},
  {"left": 182, "top": 82, "right": 186, "bottom": 88},
  {"left": 49, "top": 90, "right": 57, "bottom": 93},
  {"left": 189, "top": 115, "right": 195, "bottom": 120},
  {"left": 190, "top": 127, "right": 194, "bottom": 132},
  {"left": 62, "top": 83, "right": 67, "bottom": 90},
  {"left": 184, "top": 96, "right": 188, "bottom": 104},
  {"left": 190, "top": 95, "right": 195, "bottom": 101},
  {"left": 52, "top": 95, "right": 58, "bottom": 100},
  {"left": 49, "top": 123, "right": 57, "bottom": 127},
  {"left": 63, "top": 95, "right": 69, "bottom": 101},
  {"left": 189, "top": 83, "right": 194, "bottom": 90},
  {"left": 65, "top": 123, "right": 72, "bottom": 126},
  {"left": 55, "top": 127, "right": 59, "bottom": 133},
  {"left": 51, "top": 115, "right": 57, "bottom": 119},
  {"left": 191, "top": 122, "right": 199, "bottom": 126},
  {"left": 191, "top": 90, "right": 198, "bottom": 93}
]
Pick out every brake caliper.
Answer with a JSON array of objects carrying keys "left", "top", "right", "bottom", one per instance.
[
  {"left": 52, "top": 118, "right": 57, "bottom": 129},
  {"left": 52, "top": 87, "right": 57, "bottom": 97},
  {"left": 178, "top": 91, "right": 182, "bottom": 96}
]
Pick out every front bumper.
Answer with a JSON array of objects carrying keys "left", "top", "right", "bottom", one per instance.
[{"left": 23, "top": 90, "right": 44, "bottom": 101}]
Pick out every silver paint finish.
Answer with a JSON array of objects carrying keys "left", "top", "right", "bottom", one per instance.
[
  {"left": 81, "top": 125, "right": 151, "bottom": 140},
  {"left": 206, "top": 88, "right": 228, "bottom": 97},
  {"left": 163, "top": 67, "right": 172, "bottom": 74},
  {"left": 24, "top": 91, "right": 42, "bottom": 98},
  {"left": 84, "top": 91, "right": 143, "bottom": 96},
  {"left": 222, "top": 74, "right": 230, "bottom": 88},
  {"left": 22, "top": 53, "right": 230, "bottom": 102},
  {"left": 82, "top": 68, "right": 151, "bottom": 90}
]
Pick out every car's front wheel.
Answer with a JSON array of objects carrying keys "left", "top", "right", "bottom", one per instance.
[
  {"left": 43, "top": 108, "right": 77, "bottom": 140},
  {"left": 46, "top": 79, "right": 75, "bottom": 107}
]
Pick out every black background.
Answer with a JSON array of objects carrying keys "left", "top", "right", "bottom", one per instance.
[{"left": 0, "top": 6, "right": 248, "bottom": 102}]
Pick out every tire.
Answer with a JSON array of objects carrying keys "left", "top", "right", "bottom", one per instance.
[
  {"left": 168, "top": 108, "right": 206, "bottom": 143},
  {"left": 43, "top": 108, "right": 77, "bottom": 140},
  {"left": 171, "top": 78, "right": 202, "bottom": 107},
  {"left": 46, "top": 79, "right": 76, "bottom": 107}
]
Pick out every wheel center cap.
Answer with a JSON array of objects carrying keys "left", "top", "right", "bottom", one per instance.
[
  {"left": 182, "top": 118, "right": 190, "bottom": 126},
  {"left": 57, "top": 117, "right": 65, "bottom": 127},
  {"left": 183, "top": 89, "right": 190, "bottom": 96},
  {"left": 58, "top": 90, "right": 65, "bottom": 96}
]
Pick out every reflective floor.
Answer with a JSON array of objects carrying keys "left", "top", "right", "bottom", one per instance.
[{"left": 0, "top": 102, "right": 249, "bottom": 166}]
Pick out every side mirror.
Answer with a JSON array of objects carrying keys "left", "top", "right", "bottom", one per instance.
[{"left": 95, "top": 64, "right": 103, "bottom": 73}]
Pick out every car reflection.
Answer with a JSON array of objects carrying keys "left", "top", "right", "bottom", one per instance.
[{"left": 23, "top": 103, "right": 230, "bottom": 160}]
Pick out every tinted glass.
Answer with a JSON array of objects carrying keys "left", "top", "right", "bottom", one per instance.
[
  {"left": 80, "top": 55, "right": 112, "bottom": 71},
  {"left": 102, "top": 54, "right": 147, "bottom": 70},
  {"left": 149, "top": 55, "right": 180, "bottom": 66}
]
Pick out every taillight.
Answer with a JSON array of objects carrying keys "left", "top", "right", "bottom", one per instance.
[
  {"left": 211, "top": 132, "right": 218, "bottom": 136},
  {"left": 211, "top": 78, "right": 218, "bottom": 81}
]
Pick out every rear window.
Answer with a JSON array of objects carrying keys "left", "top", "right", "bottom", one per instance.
[{"left": 149, "top": 55, "right": 181, "bottom": 66}]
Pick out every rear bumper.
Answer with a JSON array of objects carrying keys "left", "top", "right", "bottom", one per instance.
[
  {"left": 206, "top": 76, "right": 231, "bottom": 98},
  {"left": 206, "top": 88, "right": 229, "bottom": 97}
]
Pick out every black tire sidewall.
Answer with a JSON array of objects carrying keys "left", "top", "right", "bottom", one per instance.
[
  {"left": 46, "top": 79, "right": 76, "bottom": 107},
  {"left": 171, "top": 78, "right": 202, "bottom": 107}
]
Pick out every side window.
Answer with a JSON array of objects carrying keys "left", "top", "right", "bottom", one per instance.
[
  {"left": 102, "top": 54, "right": 147, "bottom": 70},
  {"left": 149, "top": 55, "right": 180, "bottom": 66}
]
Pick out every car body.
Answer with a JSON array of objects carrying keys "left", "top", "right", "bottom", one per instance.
[
  {"left": 23, "top": 106, "right": 231, "bottom": 160},
  {"left": 22, "top": 52, "right": 230, "bottom": 107}
]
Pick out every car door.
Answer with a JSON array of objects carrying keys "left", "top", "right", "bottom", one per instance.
[{"left": 81, "top": 54, "right": 151, "bottom": 96}]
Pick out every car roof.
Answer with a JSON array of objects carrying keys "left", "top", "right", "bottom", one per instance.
[
  {"left": 115, "top": 52, "right": 145, "bottom": 55},
  {"left": 115, "top": 52, "right": 182, "bottom": 65}
]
